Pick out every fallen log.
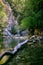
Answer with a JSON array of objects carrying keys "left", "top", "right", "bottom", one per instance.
[
  {"left": 0, "top": 39, "right": 32, "bottom": 65},
  {"left": 0, "top": 35, "right": 43, "bottom": 65}
]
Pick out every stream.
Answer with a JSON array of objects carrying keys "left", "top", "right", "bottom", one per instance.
[{"left": 2, "top": 0, "right": 28, "bottom": 49}]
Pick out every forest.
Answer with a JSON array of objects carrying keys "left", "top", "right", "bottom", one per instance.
[{"left": 0, "top": 0, "right": 43, "bottom": 65}]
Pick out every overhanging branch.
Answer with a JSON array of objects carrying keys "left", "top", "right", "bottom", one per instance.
[
  {"left": 0, "top": 39, "right": 32, "bottom": 60},
  {"left": 0, "top": 35, "right": 43, "bottom": 65},
  {"left": 0, "top": 39, "right": 32, "bottom": 65}
]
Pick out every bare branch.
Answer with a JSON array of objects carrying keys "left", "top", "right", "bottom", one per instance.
[{"left": 0, "top": 39, "right": 31, "bottom": 60}]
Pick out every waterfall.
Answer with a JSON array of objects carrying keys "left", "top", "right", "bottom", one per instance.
[
  {"left": 3, "top": 0, "right": 28, "bottom": 48},
  {"left": 3, "top": 1, "right": 18, "bottom": 48}
]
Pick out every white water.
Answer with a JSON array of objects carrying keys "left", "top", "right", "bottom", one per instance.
[
  {"left": 3, "top": 0, "right": 28, "bottom": 48},
  {"left": 3, "top": 1, "right": 19, "bottom": 48}
]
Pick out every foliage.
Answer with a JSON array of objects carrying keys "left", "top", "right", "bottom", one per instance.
[
  {"left": 5, "top": 42, "right": 43, "bottom": 65},
  {"left": 0, "top": 1, "right": 8, "bottom": 23},
  {"left": 7, "top": 0, "right": 43, "bottom": 33},
  {"left": 7, "top": 0, "right": 43, "bottom": 16},
  {"left": 0, "top": 0, "right": 8, "bottom": 49},
  {"left": 0, "top": 0, "right": 43, "bottom": 65},
  {"left": 0, "top": 0, "right": 8, "bottom": 30},
  {"left": 20, "top": 16, "right": 35, "bottom": 30},
  {"left": 20, "top": 10, "right": 43, "bottom": 34},
  {"left": 20, "top": 0, "right": 43, "bottom": 34},
  {"left": 7, "top": 0, "right": 26, "bottom": 14}
]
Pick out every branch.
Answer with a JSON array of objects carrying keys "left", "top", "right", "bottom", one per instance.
[
  {"left": 0, "top": 35, "right": 43, "bottom": 60},
  {"left": 0, "top": 39, "right": 32, "bottom": 60},
  {"left": 0, "top": 39, "right": 32, "bottom": 65},
  {"left": 0, "top": 35, "right": 42, "bottom": 65}
]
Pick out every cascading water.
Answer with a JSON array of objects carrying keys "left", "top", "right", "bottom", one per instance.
[
  {"left": 3, "top": 0, "right": 28, "bottom": 49},
  {"left": 3, "top": 1, "right": 18, "bottom": 48}
]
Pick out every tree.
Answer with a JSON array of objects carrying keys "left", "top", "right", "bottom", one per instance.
[
  {"left": 0, "top": 0, "right": 43, "bottom": 65},
  {"left": 19, "top": 0, "right": 43, "bottom": 35}
]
